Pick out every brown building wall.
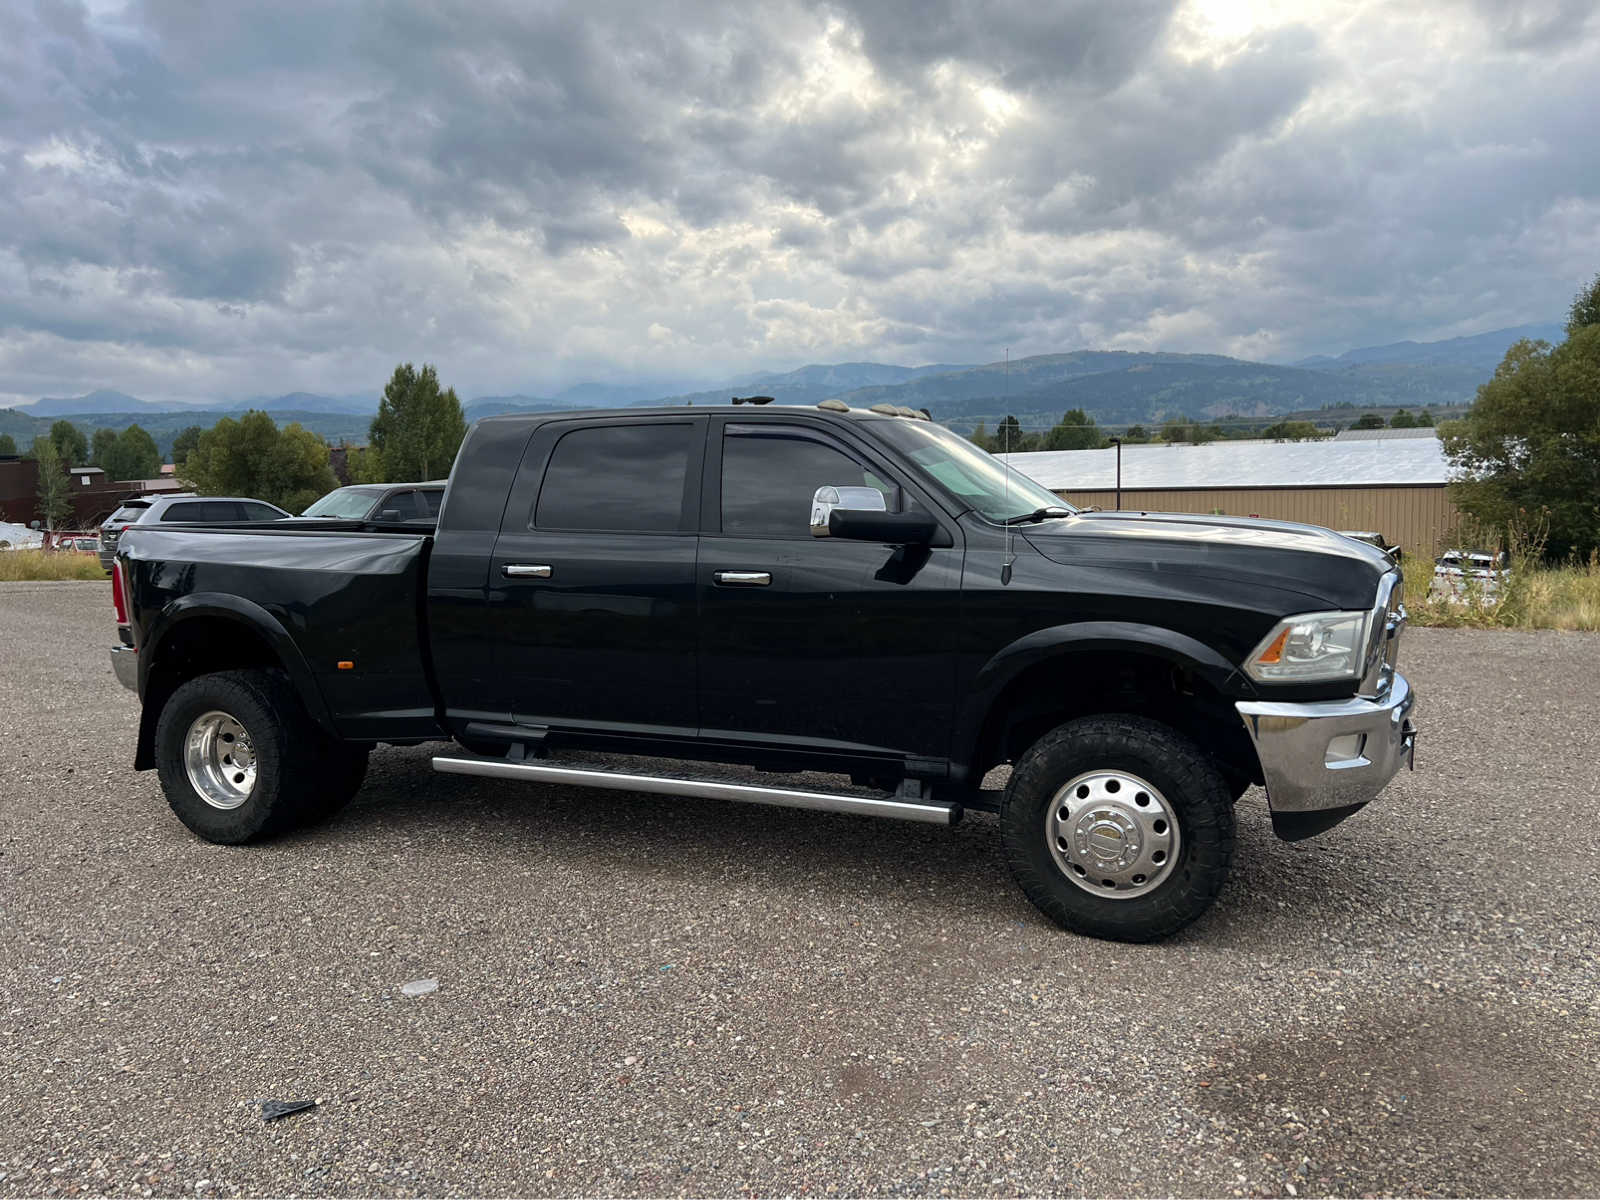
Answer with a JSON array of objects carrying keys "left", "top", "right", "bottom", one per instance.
[
  {"left": 1053, "top": 483, "right": 1460, "bottom": 559},
  {"left": 0, "top": 459, "right": 170, "bottom": 530}
]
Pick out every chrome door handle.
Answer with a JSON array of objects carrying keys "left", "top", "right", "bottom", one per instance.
[
  {"left": 714, "top": 570, "right": 771, "bottom": 587},
  {"left": 502, "top": 564, "right": 553, "bottom": 579}
]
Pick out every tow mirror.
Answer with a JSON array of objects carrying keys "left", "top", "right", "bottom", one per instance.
[{"left": 810, "top": 485, "right": 937, "bottom": 545}]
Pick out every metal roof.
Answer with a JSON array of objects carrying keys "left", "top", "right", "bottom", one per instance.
[{"left": 999, "top": 435, "right": 1450, "bottom": 490}]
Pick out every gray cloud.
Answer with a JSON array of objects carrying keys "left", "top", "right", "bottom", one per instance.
[{"left": 0, "top": 0, "right": 1596, "bottom": 407}]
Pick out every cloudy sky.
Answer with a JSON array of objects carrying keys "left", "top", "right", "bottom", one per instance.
[{"left": 2, "top": 0, "right": 1597, "bottom": 406}]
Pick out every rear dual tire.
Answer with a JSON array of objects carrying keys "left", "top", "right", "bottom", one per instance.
[
  {"left": 155, "top": 669, "right": 367, "bottom": 844},
  {"left": 1000, "top": 715, "right": 1235, "bottom": 942}
]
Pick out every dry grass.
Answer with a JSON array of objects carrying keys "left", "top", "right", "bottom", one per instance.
[
  {"left": 0, "top": 550, "right": 108, "bottom": 582},
  {"left": 1406, "top": 554, "right": 1600, "bottom": 631}
]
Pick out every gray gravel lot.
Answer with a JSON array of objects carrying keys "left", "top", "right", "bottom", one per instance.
[{"left": 1, "top": 580, "right": 1598, "bottom": 1198}]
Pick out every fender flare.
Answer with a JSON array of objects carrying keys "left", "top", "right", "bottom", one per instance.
[
  {"left": 950, "top": 621, "right": 1253, "bottom": 778},
  {"left": 134, "top": 594, "right": 337, "bottom": 769}
]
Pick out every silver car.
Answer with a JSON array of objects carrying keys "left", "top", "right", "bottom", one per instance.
[{"left": 99, "top": 494, "right": 290, "bottom": 570}]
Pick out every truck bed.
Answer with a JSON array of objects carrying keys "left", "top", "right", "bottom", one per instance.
[{"left": 119, "top": 523, "right": 441, "bottom": 742}]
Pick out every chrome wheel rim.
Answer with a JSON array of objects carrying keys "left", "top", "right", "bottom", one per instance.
[
  {"left": 183, "top": 710, "right": 257, "bottom": 810},
  {"left": 1046, "top": 770, "right": 1181, "bottom": 899}
]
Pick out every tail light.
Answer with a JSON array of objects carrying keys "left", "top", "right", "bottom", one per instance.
[{"left": 111, "top": 559, "right": 129, "bottom": 628}]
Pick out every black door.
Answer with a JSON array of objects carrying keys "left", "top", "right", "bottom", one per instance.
[
  {"left": 697, "top": 418, "right": 963, "bottom": 761},
  {"left": 485, "top": 416, "right": 706, "bottom": 737}
]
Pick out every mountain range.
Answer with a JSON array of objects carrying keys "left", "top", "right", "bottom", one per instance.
[{"left": 2, "top": 323, "right": 1558, "bottom": 454}]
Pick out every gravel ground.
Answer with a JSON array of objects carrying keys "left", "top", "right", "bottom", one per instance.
[{"left": 1, "top": 580, "right": 1597, "bottom": 1198}]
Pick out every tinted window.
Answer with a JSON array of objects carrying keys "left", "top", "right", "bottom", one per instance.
[
  {"left": 162, "top": 502, "right": 213, "bottom": 521},
  {"left": 720, "top": 427, "right": 892, "bottom": 537},
  {"left": 377, "top": 490, "right": 423, "bottom": 520},
  {"left": 240, "top": 503, "right": 285, "bottom": 521},
  {"left": 162, "top": 501, "right": 240, "bottom": 522},
  {"left": 421, "top": 489, "right": 443, "bottom": 516},
  {"left": 535, "top": 423, "right": 694, "bottom": 532}
]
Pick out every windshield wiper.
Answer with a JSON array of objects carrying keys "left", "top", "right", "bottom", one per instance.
[{"left": 1002, "top": 506, "right": 1073, "bottom": 526}]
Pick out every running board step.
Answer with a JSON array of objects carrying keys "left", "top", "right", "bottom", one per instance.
[{"left": 431, "top": 754, "right": 960, "bottom": 825}]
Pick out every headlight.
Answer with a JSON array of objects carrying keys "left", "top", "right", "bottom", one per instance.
[{"left": 1244, "top": 611, "right": 1369, "bottom": 683}]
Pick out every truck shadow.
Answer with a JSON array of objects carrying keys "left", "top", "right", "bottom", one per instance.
[{"left": 292, "top": 746, "right": 1415, "bottom": 951}]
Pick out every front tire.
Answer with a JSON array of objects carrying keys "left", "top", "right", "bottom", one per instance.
[
  {"left": 155, "top": 669, "right": 327, "bottom": 844},
  {"left": 1000, "top": 715, "right": 1235, "bottom": 942}
]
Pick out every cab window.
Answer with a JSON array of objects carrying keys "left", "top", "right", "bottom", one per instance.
[{"left": 719, "top": 425, "right": 898, "bottom": 538}]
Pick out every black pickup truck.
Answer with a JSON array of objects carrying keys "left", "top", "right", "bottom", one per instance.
[{"left": 110, "top": 403, "right": 1416, "bottom": 941}]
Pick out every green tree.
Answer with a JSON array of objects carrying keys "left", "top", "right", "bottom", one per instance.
[
  {"left": 96, "top": 424, "right": 162, "bottom": 480},
  {"left": 182, "top": 410, "right": 339, "bottom": 513},
  {"left": 1417, "top": 409, "right": 1435, "bottom": 427},
  {"left": 344, "top": 445, "right": 386, "bottom": 484},
  {"left": 1352, "top": 413, "right": 1387, "bottom": 430},
  {"left": 0, "top": 433, "right": 16, "bottom": 456},
  {"left": 1044, "top": 407, "right": 1103, "bottom": 451},
  {"left": 1161, "top": 419, "right": 1216, "bottom": 444},
  {"left": 1567, "top": 272, "right": 1600, "bottom": 337},
  {"left": 50, "top": 420, "right": 88, "bottom": 467},
  {"left": 1441, "top": 325, "right": 1600, "bottom": 559},
  {"left": 1123, "top": 425, "right": 1150, "bottom": 443},
  {"left": 991, "top": 414, "right": 1038, "bottom": 452},
  {"left": 170, "top": 425, "right": 204, "bottom": 469},
  {"left": 1262, "top": 420, "right": 1324, "bottom": 441},
  {"left": 369, "top": 363, "right": 468, "bottom": 481},
  {"left": 31, "top": 436, "right": 73, "bottom": 530},
  {"left": 1389, "top": 409, "right": 1418, "bottom": 429},
  {"left": 90, "top": 427, "right": 118, "bottom": 470},
  {"left": 969, "top": 421, "right": 993, "bottom": 452}
]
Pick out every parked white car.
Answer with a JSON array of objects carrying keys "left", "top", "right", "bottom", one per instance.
[{"left": 1429, "top": 549, "right": 1509, "bottom": 601}]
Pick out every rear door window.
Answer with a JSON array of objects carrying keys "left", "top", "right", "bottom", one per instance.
[
  {"left": 240, "top": 502, "right": 285, "bottom": 521},
  {"left": 534, "top": 423, "right": 696, "bottom": 532},
  {"left": 161, "top": 502, "right": 213, "bottom": 521}
]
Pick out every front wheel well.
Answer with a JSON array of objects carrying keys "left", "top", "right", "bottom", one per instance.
[{"left": 970, "top": 650, "right": 1260, "bottom": 794}]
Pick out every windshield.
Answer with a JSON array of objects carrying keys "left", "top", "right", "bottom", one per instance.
[
  {"left": 868, "top": 419, "right": 1075, "bottom": 522},
  {"left": 301, "top": 487, "right": 381, "bottom": 519}
]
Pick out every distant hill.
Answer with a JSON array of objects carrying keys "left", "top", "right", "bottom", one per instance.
[
  {"left": 1292, "top": 324, "right": 1564, "bottom": 370},
  {"left": 234, "top": 392, "right": 376, "bottom": 416},
  {"left": 0, "top": 408, "right": 373, "bottom": 458},
  {"left": 659, "top": 361, "right": 976, "bottom": 409},
  {"left": 21, "top": 389, "right": 161, "bottom": 417},
  {"left": 12, "top": 324, "right": 1551, "bottom": 452},
  {"left": 464, "top": 394, "right": 559, "bottom": 422}
]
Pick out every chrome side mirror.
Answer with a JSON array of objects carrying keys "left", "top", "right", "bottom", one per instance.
[
  {"left": 810, "top": 485, "right": 887, "bottom": 537},
  {"left": 810, "top": 485, "right": 938, "bottom": 545}
]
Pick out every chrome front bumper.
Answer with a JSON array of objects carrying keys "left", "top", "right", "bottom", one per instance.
[
  {"left": 110, "top": 645, "right": 138, "bottom": 692},
  {"left": 1236, "top": 671, "right": 1416, "bottom": 822}
]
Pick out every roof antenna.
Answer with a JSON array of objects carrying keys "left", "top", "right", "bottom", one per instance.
[{"left": 1001, "top": 347, "right": 1014, "bottom": 585}]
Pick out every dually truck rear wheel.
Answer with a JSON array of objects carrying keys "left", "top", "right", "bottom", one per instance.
[
  {"left": 155, "top": 669, "right": 327, "bottom": 844},
  {"left": 1000, "top": 714, "right": 1235, "bottom": 942}
]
